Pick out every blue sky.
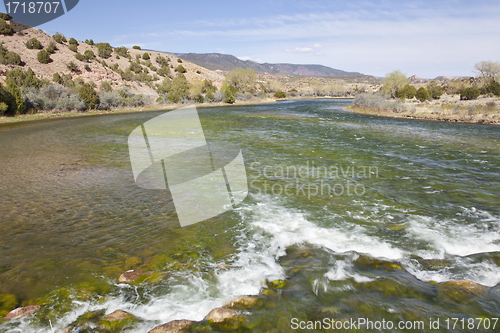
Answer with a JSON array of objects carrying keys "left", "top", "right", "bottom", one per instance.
[{"left": 5, "top": 0, "right": 500, "bottom": 78}]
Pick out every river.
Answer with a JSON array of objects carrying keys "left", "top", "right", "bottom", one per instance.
[{"left": 0, "top": 99, "right": 499, "bottom": 332}]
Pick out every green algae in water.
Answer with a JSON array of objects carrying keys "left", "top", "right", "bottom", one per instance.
[{"left": 0, "top": 99, "right": 499, "bottom": 331}]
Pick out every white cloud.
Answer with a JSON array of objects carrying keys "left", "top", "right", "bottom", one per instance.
[
  {"left": 286, "top": 47, "right": 315, "bottom": 53},
  {"left": 237, "top": 56, "right": 252, "bottom": 61},
  {"left": 314, "top": 43, "right": 321, "bottom": 48}
]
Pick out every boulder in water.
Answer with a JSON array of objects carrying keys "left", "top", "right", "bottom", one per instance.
[
  {"left": 148, "top": 319, "right": 194, "bottom": 333},
  {"left": 4, "top": 305, "right": 40, "bottom": 319},
  {"left": 118, "top": 270, "right": 153, "bottom": 283}
]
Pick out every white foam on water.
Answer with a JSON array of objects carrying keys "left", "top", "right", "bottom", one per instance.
[
  {"left": 324, "top": 260, "right": 375, "bottom": 283},
  {"left": 407, "top": 210, "right": 500, "bottom": 258}
]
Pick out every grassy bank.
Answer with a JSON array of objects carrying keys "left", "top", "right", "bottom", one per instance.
[
  {"left": 347, "top": 95, "right": 500, "bottom": 125},
  {"left": 0, "top": 98, "right": 277, "bottom": 125}
]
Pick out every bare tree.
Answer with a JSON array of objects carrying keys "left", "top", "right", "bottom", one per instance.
[{"left": 474, "top": 60, "right": 500, "bottom": 83}]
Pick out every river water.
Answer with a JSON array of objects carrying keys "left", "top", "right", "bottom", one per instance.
[{"left": 0, "top": 99, "right": 499, "bottom": 332}]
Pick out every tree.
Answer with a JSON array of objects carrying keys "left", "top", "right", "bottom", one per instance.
[
  {"left": 142, "top": 52, "right": 150, "bottom": 60},
  {"left": 224, "top": 67, "right": 257, "bottom": 94},
  {"left": 97, "top": 43, "right": 113, "bottom": 58},
  {"left": 85, "top": 39, "right": 94, "bottom": 45},
  {"left": 396, "top": 84, "right": 417, "bottom": 99},
  {"left": 68, "top": 38, "right": 78, "bottom": 46},
  {"left": 474, "top": 61, "right": 500, "bottom": 83},
  {"left": 37, "top": 50, "right": 51, "bottom": 64},
  {"left": 416, "top": 87, "right": 429, "bottom": 102},
  {"left": 5, "top": 80, "right": 26, "bottom": 114},
  {"left": 26, "top": 38, "right": 43, "bottom": 50},
  {"left": 68, "top": 44, "right": 78, "bottom": 52},
  {"left": 0, "top": 19, "right": 13, "bottom": 35},
  {"left": 381, "top": 70, "right": 408, "bottom": 98},
  {"left": 426, "top": 81, "right": 443, "bottom": 100},
  {"left": 0, "top": 43, "right": 21, "bottom": 65},
  {"left": 133, "top": 45, "right": 141, "bottom": 50},
  {"left": 460, "top": 87, "right": 480, "bottom": 100},
  {"left": 78, "top": 83, "right": 99, "bottom": 109},
  {"left": 53, "top": 32, "right": 67, "bottom": 43}
]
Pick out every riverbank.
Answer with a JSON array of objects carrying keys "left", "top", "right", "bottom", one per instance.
[
  {"left": 346, "top": 95, "right": 500, "bottom": 125},
  {"left": 0, "top": 98, "right": 278, "bottom": 125}
]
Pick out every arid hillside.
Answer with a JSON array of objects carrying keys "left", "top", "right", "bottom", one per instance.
[{"left": 0, "top": 20, "right": 224, "bottom": 97}]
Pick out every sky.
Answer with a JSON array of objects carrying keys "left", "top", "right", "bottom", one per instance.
[{"left": 4, "top": 0, "right": 500, "bottom": 78}]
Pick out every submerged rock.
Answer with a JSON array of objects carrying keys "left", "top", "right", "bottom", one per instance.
[
  {"left": 148, "top": 319, "right": 194, "bottom": 333},
  {"left": 205, "top": 307, "right": 245, "bottom": 331},
  {"left": 225, "top": 295, "right": 261, "bottom": 309},
  {"left": 205, "top": 308, "right": 238, "bottom": 323},
  {"left": 99, "top": 309, "right": 138, "bottom": 331},
  {"left": 118, "top": 270, "right": 153, "bottom": 283},
  {"left": 4, "top": 305, "right": 40, "bottom": 319},
  {"left": 354, "top": 254, "right": 403, "bottom": 271},
  {"left": 436, "top": 280, "right": 487, "bottom": 303}
]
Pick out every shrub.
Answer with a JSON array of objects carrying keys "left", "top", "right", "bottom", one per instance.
[
  {"left": 46, "top": 41, "right": 56, "bottom": 54},
  {"left": 205, "top": 90, "right": 214, "bottom": 102},
  {"left": 0, "top": 13, "right": 12, "bottom": 20},
  {"left": 196, "top": 70, "right": 201, "bottom": 74},
  {"left": 460, "top": 87, "right": 480, "bottom": 100},
  {"left": 0, "top": 19, "right": 13, "bottom": 36},
  {"left": 177, "top": 58, "right": 183, "bottom": 63},
  {"left": 142, "top": 52, "right": 150, "bottom": 60},
  {"left": 68, "top": 38, "right": 78, "bottom": 46},
  {"left": 114, "top": 46, "right": 128, "bottom": 57},
  {"left": 26, "top": 38, "right": 43, "bottom": 50},
  {"left": 78, "top": 83, "right": 99, "bottom": 109},
  {"left": 486, "top": 81, "right": 500, "bottom": 96},
  {"left": 53, "top": 32, "right": 67, "bottom": 44},
  {"left": 85, "top": 39, "right": 94, "bottom": 45},
  {"left": 97, "top": 43, "right": 113, "bottom": 58},
  {"left": 133, "top": 46, "right": 141, "bottom": 50},
  {"left": 0, "top": 44, "right": 21, "bottom": 65},
  {"left": 99, "top": 81, "right": 112, "bottom": 92},
  {"left": 6, "top": 67, "right": 42, "bottom": 89},
  {"left": 353, "top": 93, "right": 386, "bottom": 109},
  {"left": 66, "top": 61, "right": 78, "bottom": 72},
  {"left": 37, "top": 49, "right": 51, "bottom": 64},
  {"left": 128, "top": 62, "right": 143, "bottom": 74},
  {"left": 84, "top": 64, "right": 90, "bottom": 71},
  {"left": 175, "top": 65, "right": 186, "bottom": 73},
  {"left": 156, "top": 55, "right": 169, "bottom": 67},
  {"left": 68, "top": 44, "right": 78, "bottom": 52},
  {"left": 274, "top": 91, "right": 286, "bottom": 98},
  {"left": 84, "top": 49, "right": 95, "bottom": 61},
  {"left": 7, "top": 83, "right": 26, "bottom": 114},
  {"left": 75, "top": 53, "right": 85, "bottom": 62},
  {"left": 416, "top": 87, "right": 429, "bottom": 102},
  {"left": 53, "top": 73, "right": 61, "bottom": 84},
  {"left": 225, "top": 94, "right": 235, "bottom": 104},
  {"left": 157, "top": 66, "right": 170, "bottom": 77}
]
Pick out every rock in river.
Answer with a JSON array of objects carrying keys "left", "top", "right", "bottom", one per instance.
[{"left": 148, "top": 319, "right": 194, "bottom": 333}]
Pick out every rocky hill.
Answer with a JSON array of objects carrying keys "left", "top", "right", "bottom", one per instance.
[
  {"left": 171, "top": 52, "right": 362, "bottom": 76},
  {"left": 0, "top": 20, "right": 224, "bottom": 96}
]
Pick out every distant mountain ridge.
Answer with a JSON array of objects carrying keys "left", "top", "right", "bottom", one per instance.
[{"left": 170, "top": 53, "right": 362, "bottom": 76}]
